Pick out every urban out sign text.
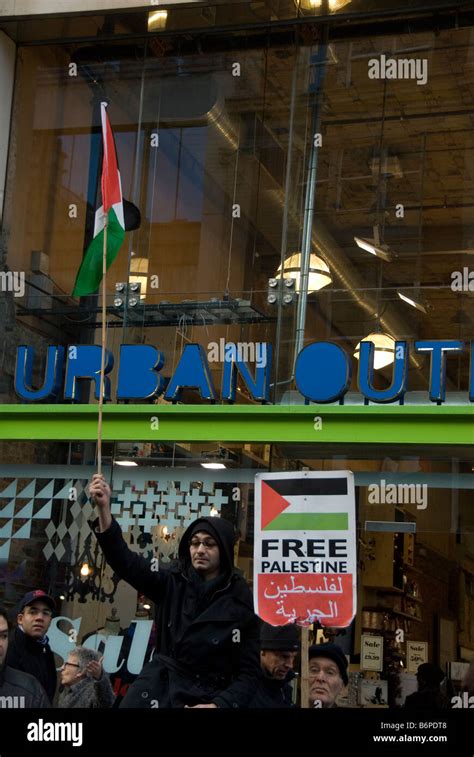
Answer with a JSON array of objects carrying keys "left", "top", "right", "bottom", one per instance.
[{"left": 14, "top": 339, "right": 474, "bottom": 405}]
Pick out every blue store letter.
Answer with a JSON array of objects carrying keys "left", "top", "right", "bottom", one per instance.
[
  {"left": 358, "top": 341, "right": 408, "bottom": 403},
  {"left": 415, "top": 340, "right": 464, "bottom": 403},
  {"left": 64, "top": 345, "right": 114, "bottom": 402},
  {"left": 295, "top": 342, "right": 351, "bottom": 403},
  {"left": 117, "top": 345, "right": 165, "bottom": 400},
  {"left": 165, "top": 344, "right": 217, "bottom": 402},
  {"left": 15, "top": 345, "right": 64, "bottom": 401}
]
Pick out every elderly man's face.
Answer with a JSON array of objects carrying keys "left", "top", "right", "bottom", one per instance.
[
  {"left": 308, "top": 656, "right": 345, "bottom": 708},
  {"left": 261, "top": 650, "right": 298, "bottom": 680}
]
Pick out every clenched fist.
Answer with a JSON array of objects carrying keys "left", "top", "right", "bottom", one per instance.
[{"left": 89, "top": 473, "right": 112, "bottom": 532}]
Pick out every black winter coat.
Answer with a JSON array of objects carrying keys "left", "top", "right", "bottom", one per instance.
[
  {"left": 248, "top": 670, "right": 296, "bottom": 708},
  {"left": 404, "top": 688, "right": 449, "bottom": 711},
  {"left": 0, "top": 664, "right": 50, "bottom": 707},
  {"left": 94, "top": 516, "right": 260, "bottom": 708},
  {"left": 6, "top": 627, "right": 57, "bottom": 702}
]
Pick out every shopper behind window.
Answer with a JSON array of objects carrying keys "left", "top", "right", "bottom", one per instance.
[
  {"left": 404, "top": 662, "right": 448, "bottom": 711},
  {"left": 57, "top": 647, "right": 115, "bottom": 708},
  {"left": 461, "top": 661, "right": 474, "bottom": 696},
  {"left": 89, "top": 473, "right": 260, "bottom": 709}
]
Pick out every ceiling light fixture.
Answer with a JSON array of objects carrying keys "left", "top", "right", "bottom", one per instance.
[
  {"left": 129, "top": 255, "right": 149, "bottom": 300},
  {"left": 396, "top": 289, "right": 428, "bottom": 314},
  {"left": 201, "top": 462, "right": 227, "bottom": 470},
  {"left": 115, "top": 460, "right": 139, "bottom": 467},
  {"left": 354, "top": 236, "right": 395, "bottom": 263},
  {"left": 148, "top": 10, "right": 168, "bottom": 31},
  {"left": 296, "top": 0, "right": 352, "bottom": 10},
  {"left": 353, "top": 332, "right": 396, "bottom": 370},
  {"left": 80, "top": 562, "right": 92, "bottom": 578},
  {"left": 276, "top": 252, "right": 332, "bottom": 293}
]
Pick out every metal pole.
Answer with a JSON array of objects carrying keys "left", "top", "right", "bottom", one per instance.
[
  {"left": 293, "top": 28, "right": 329, "bottom": 370},
  {"left": 272, "top": 48, "right": 298, "bottom": 403}
]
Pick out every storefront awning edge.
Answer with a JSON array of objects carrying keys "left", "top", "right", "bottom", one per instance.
[{"left": 0, "top": 404, "right": 472, "bottom": 444}]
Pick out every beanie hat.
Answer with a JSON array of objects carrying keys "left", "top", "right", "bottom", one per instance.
[
  {"left": 309, "top": 642, "right": 349, "bottom": 685},
  {"left": 260, "top": 622, "right": 299, "bottom": 651}
]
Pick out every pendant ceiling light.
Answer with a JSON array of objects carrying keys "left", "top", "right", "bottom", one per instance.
[
  {"left": 148, "top": 10, "right": 168, "bottom": 31},
  {"left": 276, "top": 253, "right": 332, "bottom": 294},
  {"left": 354, "top": 236, "right": 395, "bottom": 263},
  {"left": 397, "top": 289, "right": 428, "bottom": 314},
  {"left": 296, "top": 0, "right": 352, "bottom": 10},
  {"left": 353, "top": 332, "right": 396, "bottom": 370}
]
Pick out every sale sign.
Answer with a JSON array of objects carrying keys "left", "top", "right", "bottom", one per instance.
[{"left": 254, "top": 471, "right": 357, "bottom": 627}]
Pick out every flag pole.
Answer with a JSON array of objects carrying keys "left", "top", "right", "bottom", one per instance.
[
  {"left": 301, "top": 626, "right": 310, "bottom": 708},
  {"left": 97, "top": 217, "right": 108, "bottom": 476}
]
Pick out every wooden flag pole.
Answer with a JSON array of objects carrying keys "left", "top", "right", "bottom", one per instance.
[
  {"left": 97, "top": 218, "right": 108, "bottom": 476},
  {"left": 301, "top": 626, "right": 310, "bottom": 708}
]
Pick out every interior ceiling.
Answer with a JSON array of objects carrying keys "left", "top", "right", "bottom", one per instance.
[
  {"left": 234, "top": 28, "right": 474, "bottom": 386},
  {"left": 30, "top": 13, "right": 474, "bottom": 389}
]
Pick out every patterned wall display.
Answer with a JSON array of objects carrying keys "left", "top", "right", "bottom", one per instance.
[{"left": 0, "top": 465, "right": 257, "bottom": 564}]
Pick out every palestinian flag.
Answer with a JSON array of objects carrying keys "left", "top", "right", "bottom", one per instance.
[{"left": 73, "top": 102, "right": 128, "bottom": 296}]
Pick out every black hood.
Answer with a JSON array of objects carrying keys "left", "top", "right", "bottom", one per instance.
[{"left": 179, "top": 517, "right": 236, "bottom": 575}]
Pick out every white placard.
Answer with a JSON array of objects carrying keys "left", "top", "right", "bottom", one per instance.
[
  {"left": 254, "top": 471, "right": 357, "bottom": 627},
  {"left": 407, "top": 641, "right": 428, "bottom": 673},
  {"left": 361, "top": 634, "right": 383, "bottom": 671}
]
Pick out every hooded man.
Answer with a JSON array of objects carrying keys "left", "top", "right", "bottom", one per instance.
[
  {"left": 249, "top": 622, "right": 299, "bottom": 707},
  {"left": 6, "top": 590, "right": 57, "bottom": 702},
  {"left": 89, "top": 473, "right": 260, "bottom": 708}
]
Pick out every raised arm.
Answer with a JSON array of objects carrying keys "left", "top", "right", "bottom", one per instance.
[{"left": 89, "top": 474, "right": 166, "bottom": 600}]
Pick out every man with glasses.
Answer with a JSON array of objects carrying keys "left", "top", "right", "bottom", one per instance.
[
  {"left": 57, "top": 647, "right": 114, "bottom": 708},
  {"left": 6, "top": 590, "right": 57, "bottom": 702},
  {"left": 89, "top": 473, "right": 260, "bottom": 709}
]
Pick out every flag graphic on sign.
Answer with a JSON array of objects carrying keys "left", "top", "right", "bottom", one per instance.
[
  {"left": 73, "top": 102, "right": 139, "bottom": 296},
  {"left": 254, "top": 471, "right": 357, "bottom": 627}
]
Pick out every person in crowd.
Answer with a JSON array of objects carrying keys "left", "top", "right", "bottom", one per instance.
[
  {"left": 0, "top": 604, "right": 50, "bottom": 707},
  {"left": 249, "top": 622, "right": 299, "bottom": 707},
  {"left": 404, "top": 662, "right": 448, "bottom": 711},
  {"left": 6, "top": 589, "right": 57, "bottom": 702},
  {"left": 89, "top": 473, "right": 260, "bottom": 708},
  {"left": 57, "top": 647, "right": 115, "bottom": 708},
  {"left": 307, "top": 642, "right": 348, "bottom": 708},
  {"left": 461, "top": 661, "right": 474, "bottom": 695}
]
